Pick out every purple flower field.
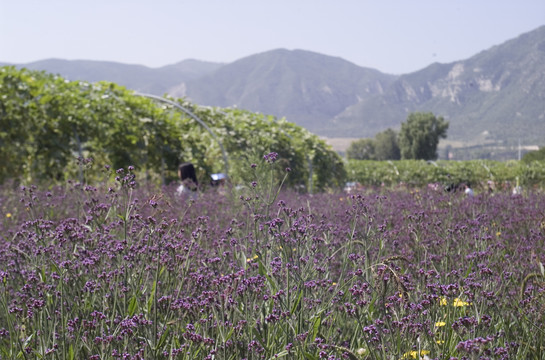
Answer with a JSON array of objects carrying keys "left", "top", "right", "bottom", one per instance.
[{"left": 1, "top": 162, "right": 544, "bottom": 359}]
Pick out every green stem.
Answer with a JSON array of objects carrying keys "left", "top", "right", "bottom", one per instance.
[
  {"left": 60, "top": 271, "right": 66, "bottom": 360},
  {"left": 1, "top": 286, "right": 28, "bottom": 360}
]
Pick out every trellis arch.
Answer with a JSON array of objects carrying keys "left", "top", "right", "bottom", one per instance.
[{"left": 134, "top": 92, "right": 229, "bottom": 178}]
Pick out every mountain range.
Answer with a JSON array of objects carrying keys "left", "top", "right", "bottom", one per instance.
[{"left": 3, "top": 25, "right": 544, "bottom": 150}]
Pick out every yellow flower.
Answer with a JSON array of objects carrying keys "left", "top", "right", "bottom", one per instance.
[
  {"left": 246, "top": 255, "right": 259, "bottom": 263},
  {"left": 436, "top": 340, "right": 445, "bottom": 344},
  {"left": 496, "top": 231, "right": 501, "bottom": 237},
  {"left": 453, "top": 298, "right": 470, "bottom": 307},
  {"left": 356, "top": 348, "right": 367, "bottom": 356},
  {"left": 5, "top": 213, "right": 11, "bottom": 218},
  {"left": 438, "top": 297, "right": 447, "bottom": 306},
  {"left": 403, "top": 350, "right": 430, "bottom": 359},
  {"left": 435, "top": 321, "right": 446, "bottom": 327}
]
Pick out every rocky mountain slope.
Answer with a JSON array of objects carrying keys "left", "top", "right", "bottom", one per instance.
[{"left": 333, "top": 25, "right": 545, "bottom": 145}]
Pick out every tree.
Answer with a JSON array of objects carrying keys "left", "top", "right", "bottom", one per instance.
[
  {"left": 374, "top": 128, "right": 401, "bottom": 160},
  {"left": 346, "top": 138, "right": 376, "bottom": 160},
  {"left": 521, "top": 147, "right": 545, "bottom": 163},
  {"left": 398, "top": 112, "right": 449, "bottom": 160}
]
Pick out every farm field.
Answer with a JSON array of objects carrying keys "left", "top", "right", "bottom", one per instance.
[{"left": 0, "top": 162, "right": 544, "bottom": 360}]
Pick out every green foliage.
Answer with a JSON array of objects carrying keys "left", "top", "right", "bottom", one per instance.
[
  {"left": 346, "top": 138, "right": 375, "bottom": 160},
  {"left": 374, "top": 128, "right": 400, "bottom": 160},
  {"left": 0, "top": 66, "right": 177, "bottom": 183},
  {"left": 0, "top": 66, "right": 345, "bottom": 191},
  {"left": 519, "top": 161, "right": 545, "bottom": 188},
  {"left": 345, "top": 159, "right": 543, "bottom": 190},
  {"left": 522, "top": 147, "right": 545, "bottom": 163},
  {"left": 346, "top": 129, "right": 400, "bottom": 162},
  {"left": 176, "top": 104, "right": 346, "bottom": 192},
  {"left": 398, "top": 112, "right": 449, "bottom": 160}
]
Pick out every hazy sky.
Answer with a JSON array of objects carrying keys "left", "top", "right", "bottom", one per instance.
[{"left": 1, "top": 0, "right": 544, "bottom": 74}]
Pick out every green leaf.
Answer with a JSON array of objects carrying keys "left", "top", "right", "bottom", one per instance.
[
  {"left": 22, "top": 334, "right": 34, "bottom": 348},
  {"left": 224, "top": 327, "right": 234, "bottom": 343},
  {"left": 0, "top": 347, "right": 9, "bottom": 358},
  {"left": 40, "top": 265, "right": 46, "bottom": 283},
  {"left": 258, "top": 259, "right": 277, "bottom": 294},
  {"left": 147, "top": 280, "right": 156, "bottom": 314},
  {"left": 252, "top": 326, "right": 264, "bottom": 344},
  {"left": 290, "top": 289, "right": 303, "bottom": 315},
  {"left": 156, "top": 327, "right": 170, "bottom": 350},
  {"left": 303, "top": 352, "right": 319, "bottom": 360},
  {"left": 268, "top": 350, "right": 289, "bottom": 359},
  {"left": 311, "top": 314, "right": 321, "bottom": 342},
  {"left": 68, "top": 344, "right": 75, "bottom": 360},
  {"left": 127, "top": 295, "right": 138, "bottom": 316}
]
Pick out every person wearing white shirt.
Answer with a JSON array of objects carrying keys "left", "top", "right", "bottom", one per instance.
[{"left": 464, "top": 182, "right": 474, "bottom": 197}]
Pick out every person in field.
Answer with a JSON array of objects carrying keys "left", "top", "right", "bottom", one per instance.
[
  {"left": 176, "top": 162, "right": 198, "bottom": 200},
  {"left": 463, "top": 182, "right": 474, "bottom": 197}
]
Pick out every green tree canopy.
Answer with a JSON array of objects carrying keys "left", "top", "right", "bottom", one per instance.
[
  {"left": 398, "top": 112, "right": 449, "bottom": 160},
  {"left": 374, "top": 128, "right": 400, "bottom": 160},
  {"left": 346, "top": 138, "right": 376, "bottom": 160},
  {"left": 521, "top": 147, "right": 545, "bottom": 163}
]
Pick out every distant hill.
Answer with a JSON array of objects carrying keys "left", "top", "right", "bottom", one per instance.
[
  {"left": 5, "top": 59, "right": 224, "bottom": 95},
  {"left": 3, "top": 25, "right": 544, "bottom": 149},
  {"left": 172, "top": 49, "right": 397, "bottom": 133}
]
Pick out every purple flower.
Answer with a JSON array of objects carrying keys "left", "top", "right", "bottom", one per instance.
[{"left": 263, "top": 152, "right": 279, "bottom": 163}]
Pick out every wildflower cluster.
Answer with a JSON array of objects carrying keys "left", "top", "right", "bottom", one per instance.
[
  {"left": 0, "top": 168, "right": 544, "bottom": 359},
  {"left": 263, "top": 152, "right": 279, "bottom": 163}
]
